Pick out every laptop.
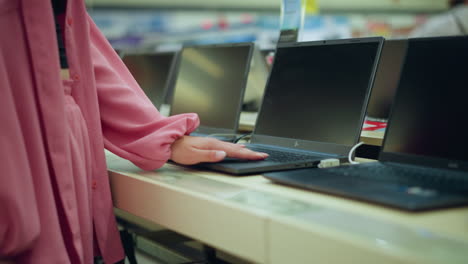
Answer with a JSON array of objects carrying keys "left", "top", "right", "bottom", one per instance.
[
  {"left": 169, "top": 42, "right": 255, "bottom": 141},
  {"left": 264, "top": 36, "right": 468, "bottom": 211},
  {"left": 197, "top": 37, "right": 384, "bottom": 175},
  {"left": 366, "top": 39, "right": 407, "bottom": 120},
  {"left": 122, "top": 51, "right": 177, "bottom": 108}
]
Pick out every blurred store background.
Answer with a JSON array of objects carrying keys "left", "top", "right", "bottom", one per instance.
[{"left": 86, "top": 0, "right": 449, "bottom": 52}]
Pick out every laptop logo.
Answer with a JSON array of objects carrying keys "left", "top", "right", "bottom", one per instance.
[
  {"left": 448, "top": 162, "right": 459, "bottom": 169},
  {"left": 294, "top": 141, "right": 299, "bottom": 147}
]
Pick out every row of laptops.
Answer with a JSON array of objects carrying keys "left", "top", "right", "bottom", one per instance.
[
  {"left": 124, "top": 38, "right": 387, "bottom": 152},
  {"left": 122, "top": 43, "right": 270, "bottom": 141},
  {"left": 213, "top": 36, "right": 467, "bottom": 212},
  {"left": 123, "top": 36, "right": 468, "bottom": 211},
  {"left": 122, "top": 39, "right": 401, "bottom": 145},
  {"left": 262, "top": 35, "right": 468, "bottom": 211}
]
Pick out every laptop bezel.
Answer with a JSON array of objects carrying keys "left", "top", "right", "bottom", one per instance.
[
  {"left": 169, "top": 42, "right": 255, "bottom": 135},
  {"left": 250, "top": 37, "right": 384, "bottom": 157},
  {"left": 378, "top": 36, "right": 468, "bottom": 172}
]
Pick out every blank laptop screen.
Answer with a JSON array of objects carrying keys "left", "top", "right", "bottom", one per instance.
[
  {"left": 171, "top": 44, "right": 251, "bottom": 130},
  {"left": 383, "top": 37, "right": 468, "bottom": 161},
  {"left": 123, "top": 53, "right": 174, "bottom": 108},
  {"left": 255, "top": 40, "right": 381, "bottom": 146}
]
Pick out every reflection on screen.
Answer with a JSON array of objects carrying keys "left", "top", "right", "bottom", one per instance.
[
  {"left": 255, "top": 41, "right": 380, "bottom": 146},
  {"left": 171, "top": 44, "right": 251, "bottom": 130},
  {"left": 123, "top": 53, "right": 174, "bottom": 108},
  {"left": 383, "top": 37, "right": 468, "bottom": 161}
]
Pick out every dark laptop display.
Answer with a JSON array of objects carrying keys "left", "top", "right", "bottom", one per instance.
[
  {"left": 122, "top": 52, "right": 176, "bottom": 108},
  {"left": 264, "top": 36, "right": 468, "bottom": 211},
  {"left": 366, "top": 39, "right": 407, "bottom": 120},
  {"left": 199, "top": 37, "right": 383, "bottom": 175},
  {"left": 170, "top": 43, "right": 254, "bottom": 139}
]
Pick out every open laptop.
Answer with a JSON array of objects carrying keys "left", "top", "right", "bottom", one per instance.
[
  {"left": 366, "top": 39, "right": 407, "bottom": 120},
  {"left": 197, "top": 37, "right": 384, "bottom": 175},
  {"left": 122, "top": 51, "right": 177, "bottom": 108},
  {"left": 169, "top": 42, "right": 255, "bottom": 141},
  {"left": 264, "top": 36, "right": 468, "bottom": 211}
]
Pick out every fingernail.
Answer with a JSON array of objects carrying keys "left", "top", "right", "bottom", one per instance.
[{"left": 215, "top": 151, "right": 226, "bottom": 159}]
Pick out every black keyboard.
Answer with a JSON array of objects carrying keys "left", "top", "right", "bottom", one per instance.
[
  {"left": 323, "top": 162, "right": 468, "bottom": 193},
  {"left": 247, "top": 145, "right": 323, "bottom": 163}
]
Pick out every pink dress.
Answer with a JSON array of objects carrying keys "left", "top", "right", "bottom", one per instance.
[{"left": 0, "top": 0, "right": 199, "bottom": 263}]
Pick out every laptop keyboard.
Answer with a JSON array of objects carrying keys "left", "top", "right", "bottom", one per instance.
[
  {"left": 247, "top": 145, "right": 323, "bottom": 163},
  {"left": 325, "top": 162, "right": 468, "bottom": 193}
]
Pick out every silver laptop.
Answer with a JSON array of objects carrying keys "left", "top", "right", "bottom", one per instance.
[
  {"left": 122, "top": 51, "right": 177, "bottom": 108},
  {"left": 198, "top": 37, "right": 384, "bottom": 175},
  {"left": 169, "top": 42, "right": 255, "bottom": 141}
]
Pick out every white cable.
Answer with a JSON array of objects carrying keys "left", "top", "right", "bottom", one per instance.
[{"left": 348, "top": 142, "right": 365, "bottom": 165}]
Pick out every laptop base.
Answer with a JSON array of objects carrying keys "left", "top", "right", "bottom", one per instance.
[
  {"left": 264, "top": 166, "right": 468, "bottom": 212},
  {"left": 197, "top": 158, "right": 323, "bottom": 176}
]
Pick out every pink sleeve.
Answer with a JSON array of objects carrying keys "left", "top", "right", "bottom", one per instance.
[{"left": 88, "top": 17, "right": 200, "bottom": 170}]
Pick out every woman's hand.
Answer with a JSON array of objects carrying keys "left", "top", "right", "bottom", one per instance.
[{"left": 170, "top": 136, "right": 268, "bottom": 165}]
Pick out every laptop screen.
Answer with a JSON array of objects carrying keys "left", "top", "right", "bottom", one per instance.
[
  {"left": 382, "top": 36, "right": 468, "bottom": 163},
  {"left": 170, "top": 43, "right": 252, "bottom": 130},
  {"left": 123, "top": 52, "right": 175, "bottom": 108},
  {"left": 254, "top": 39, "right": 381, "bottom": 146}
]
